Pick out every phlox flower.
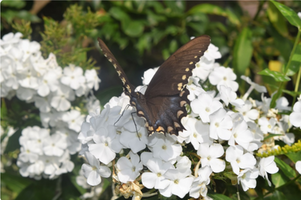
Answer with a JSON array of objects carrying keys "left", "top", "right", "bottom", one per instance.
[
  {"left": 36, "top": 70, "right": 60, "bottom": 97},
  {"left": 209, "top": 108, "right": 233, "bottom": 140},
  {"left": 0, "top": 32, "right": 23, "bottom": 46},
  {"left": 191, "top": 92, "right": 222, "bottom": 123},
  {"left": 50, "top": 83, "right": 75, "bottom": 111},
  {"left": 61, "top": 64, "right": 86, "bottom": 90},
  {"left": 258, "top": 117, "right": 277, "bottom": 134},
  {"left": 290, "top": 100, "right": 301, "bottom": 128},
  {"left": 189, "top": 166, "right": 212, "bottom": 199},
  {"left": 237, "top": 169, "right": 259, "bottom": 191},
  {"left": 229, "top": 120, "right": 254, "bottom": 150},
  {"left": 235, "top": 100, "right": 259, "bottom": 122},
  {"left": 88, "top": 125, "right": 122, "bottom": 165},
  {"left": 296, "top": 161, "right": 301, "bottom": 174},
  {"left": 33, "top": 95, "right": 52, "bottom": 113},
  {"left": 81, "top": 152, "right": 111, "bottom": 186},
  {"left": 178, "top": 116, "right": 211, "bottom": 150},
  {"left": 62, "top": 109, "right": 85, "bottom": 132},
  {"left": 85, "top": 69, "right": 101, "bottom": 90},
  {"left": 119, "top": 116, "right": 148, "bottom": 153},
  {"left": 148, "top": 134, "right": 182, "bottom": 162},
  {"left": 241, "top": 75, "right": 266, "bottom": 101},
  {"left": 203, "top": 43, "right": 222, "bottom": 61},
  {"left": 43, "top": 132, "right": 68, "bottom": 157},
  {"left": 258, "top": 156, "right": 279, "bottom": 186},
  {"left": 158, "top": 168, "right": 194, "bottom": 198},
  {"left": 192, "top": 56, "right": 215, "bottom": 81},
  {"left": 226, "top": 145, "right": 256, "bottom": 175},
  {"left": 116, "top": 151, "right": 143, "bottom": 183},
  {"left": 218, "top": 85, "right": 244, "bottom": 107},
  {"left": 141, "top": 157, "right": 173, "bottom": 189},
  {"left": 18, "top": 140, "right": 39, "bottom": 163},
  {"left": 18, "top": 39, "right": 41, "bottom": 62},
  {"left": 142, "top": 67, "right": 158, "bottom": 85},
  {"left": 208, "top": 66, "right": 238, "bottom": 92},
  {"left": 197, "top": 143, "right": 225, "bottom": 173}
]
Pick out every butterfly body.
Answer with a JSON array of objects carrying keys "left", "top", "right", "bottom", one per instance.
[{"left": 98, "top": 36, "right": 210, "bottom": 136}]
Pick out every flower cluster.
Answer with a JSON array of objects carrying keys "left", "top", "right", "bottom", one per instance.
[
  {"left": 78, "top": 41, "right": 300, "bottom": 199},
  {"left": 0, "top": 32, "right": 101, "bottom": 179}
]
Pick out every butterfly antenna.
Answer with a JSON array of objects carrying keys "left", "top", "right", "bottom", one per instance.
[
  {"left": 130, "top": 112, "right": 142, "bottom": 140},
  {"left": 114, "top": 104, "right": 131, "bottom": 127}
]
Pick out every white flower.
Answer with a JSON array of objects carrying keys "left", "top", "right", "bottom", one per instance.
[
  {"left": 141, "top": 156, "right": 173, "bottom": 189},
  {"left": 37, "top": 70, "right": 60, "bottom": 97},
  {"left": 229, "top": 120, "right": 254, "bottom": 150},
  {"left": 142, "top": 67, "right": 158, "bottom": 85},
  {"left": 192, "top": 57, "right": 215, "bottom": 81},
  {"left": 241, "top": 75, "right": 266, "bottom": 101},
  {"left": 62, "top": 109, "right": 85, "bottom": 132},
  {"left": 0, "top": 32, "right": 23, "bottom": 46},
  {"left": 116, "top": 151, "right": 143, "bottom": 183},
  {"left": 258, "top": 117, "right": 277, "bottom": 134},
  {"left": 85, "top": 69, "right": 101, "bottom": 90},
  {"left": 119, "top": 117, "right": 148, "bottom": 153},
  {"left": 203, "top": 44, "right": 222, "bottom": 61},
  {"left": 209, "top": 66, "right": 238, "bottom": 91},
  {"left": 178, "top": 116, "right": 211, "bottom": 150},
  {"left": 43, "top": 132, "right": 68, "bottom": 157},
  {"left": 209, "top": 108, "right": 233, "bottom": 140},
  {"left": 236, "top": 100, "right": 259, "bottom": 122},
  {"left": 148, "top": 134, "right": 182, "bottom": 162},
  {"left": 81, "top": 152, "right": 111, "bottom": 186},
  {"left": 189, "top": 166, "right": 212, "bottom": 198},
  {"left": 191, "top": 92, "right": 222, "bottom": 123},
  {"left": 88, "top": 125, "right": 122, "bottom": 165},
  {"left": 50, "top": 83, "right": 75, "bottom": 111},
  {"left": 296, "top": 161, "right": 301, "bottom": 174},
  {"left": 258, "top": 156, "right": 279, "bottom": 186},
  {"left": 218, "top": 85, "right": 244, "bottom": 107},
  {"left": 197, "top": 143, "right": 225, "bottom": 173},
  {"left": 61, "top": 64, "right": 86, "bottom": 90},
  {"left": 158, "top": 168, "right": 194, "bottom": 198},
  {"left": 290, "top": 100, "right": 301, "bottom": 128},
  {"left": 238, "top": 169, "right": 259, "bottom": 191},
  {"left": 226, "top": 145, "right": 256, "bottom": 175}
]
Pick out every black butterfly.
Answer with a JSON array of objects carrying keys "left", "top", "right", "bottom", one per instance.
[{"left": 98, "top": 36, "right": 210, "bottom": 136}]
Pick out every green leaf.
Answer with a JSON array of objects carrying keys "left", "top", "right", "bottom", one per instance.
[
  {"left": 109, "top": 7, "right": 130, "bottom": 22},
  {"left": 286, "top": 151, "right": 301, "bottom": 163},
  {"left": 122, "top": 20, "right": 144, "bottom": 37},
  {"left": 286, "top": 43, "right": 301, "bottom": 76},
  {"left": 272, "top": 172, "right": 287, "bottom": 187},
  {"left": 233, "top": 27, "right": 253, "bottom": 76},
  {"left": 272, "top": 1, "right": 301, "bottom": 29},
  {"left": 187, "top": 4, "right": 240, "bottom": 26},
  {"left": 258, "top": 68, "right": 290, "bottom": 82},
  {"left": 208, "top": 193, "right": 233, "bottom": 200},
  {"left": 274, "top": 157, "right": 296, "bottom": 179},
  {"left": 267, "top": 1, "right": 289, "bottom": 37},
  {"left": 2, "top": 0, "right": 25, "bottom": 8},
  {"left": 2, "top": 172, "right": 33, "bottom": 195}
]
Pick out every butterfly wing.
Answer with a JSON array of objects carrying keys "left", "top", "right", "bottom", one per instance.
[
  {"left": 144, "top": 35, "right": 211, "bottom": 97},
  {"left": 141, "top": 35, "right": 211, "bottom": 135},
  {"left": 98, "top": 38, "right": 135, "bottom": 96}
]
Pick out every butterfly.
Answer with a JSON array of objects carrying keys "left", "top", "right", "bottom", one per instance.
[{"left": 98, "top": 35, "right": 210, "bottom": 136}]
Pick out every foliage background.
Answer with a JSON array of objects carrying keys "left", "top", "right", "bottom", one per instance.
[{"left": 1, "top": 0, "right": 301, "bottom": 200}]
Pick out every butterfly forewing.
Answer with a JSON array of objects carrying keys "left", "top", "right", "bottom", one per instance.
[
  {"left": 98, "top": 38, "right": 135, "bottom": 95},
  {"left": 144, "top": 35, "right": 211, "bottom": 98}
]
